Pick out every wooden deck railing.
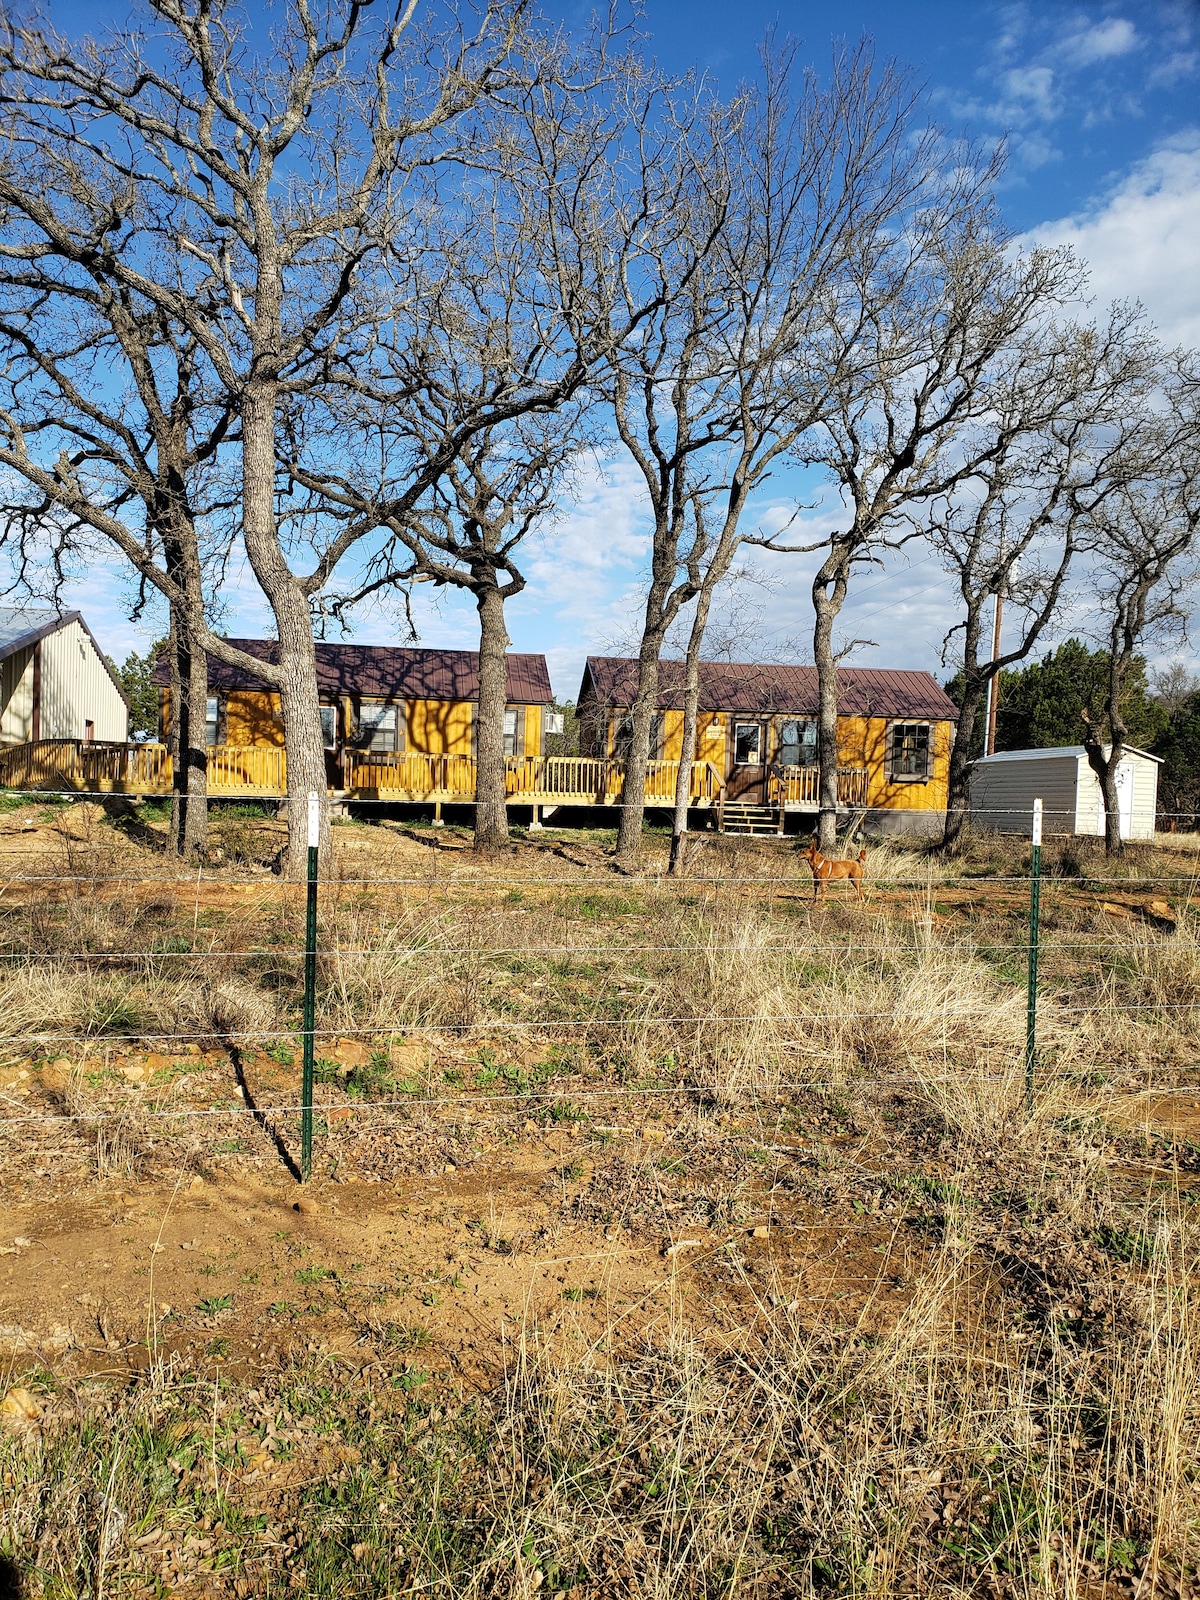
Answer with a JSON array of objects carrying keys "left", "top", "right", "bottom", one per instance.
[
  {"left": 0, "top": 741, "right": 727, "bottom": 807},
  {"left": 768, "top": 765, "right": 870, "bottom": 809},
  {"left": 0, "top": 739, "right": 171, "bottom": 794}
]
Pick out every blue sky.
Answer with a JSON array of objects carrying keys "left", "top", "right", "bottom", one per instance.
[{"left": 52, "top": 0, "right": 1200, "bottom": 698}]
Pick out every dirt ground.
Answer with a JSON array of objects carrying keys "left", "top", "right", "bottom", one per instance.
[{"left": 2, "top": 803, "right": 1200, "bottom": 1598}]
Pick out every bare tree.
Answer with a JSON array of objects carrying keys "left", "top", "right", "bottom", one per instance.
[
  {"left": 581, "top": 43, "right": 963, "bottom": 867},
  {"left": 0, "top": 0, "right": 542, "bottom": 872},
  {"left": 1077, "top": 369, "right": 1200, "bottom": 853},
  {"left": 931, "top": 304, "right": 1162, "bottom": 850},
  {"left": 325, "top": 401, "right": 588, "bottom": 848},
  {"left": 754, "top": 223, "right": 1080, "bottom": 850},
  {"left": 0, "top": 283, "right": 237, "bottom": 854}
]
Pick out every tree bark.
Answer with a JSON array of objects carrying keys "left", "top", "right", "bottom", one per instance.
[
  {"left": 1083, "top": 736, "right": 1126, "bottom": 856},
  {"left": 942, "top": 676, "right": 982, "bottom": 853},
  {"left": 668, "top": 589, "right": 714, "bottom": 875},
  {"left": 615, "top": 622, "right": 669, "bottom": 865},
  {"left": 173, "top": 614, "right": 209, "bottom": 856},
  {"left": 812, "top": 551, "right": 851, "bottom": 852},
  {"left": 474, "top": 582, "right": 511, "bottom": 849},
  {"left": 240, "top": 388, "right": 328, "bottom": 874}
]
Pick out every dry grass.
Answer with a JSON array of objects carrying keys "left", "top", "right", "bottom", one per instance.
[
  {"left": 5, "top": 1220, "right": 1198, "bottom": 1598},
  {"left": 4, "top": 818, "right": 1200, "bottom": 1596}
]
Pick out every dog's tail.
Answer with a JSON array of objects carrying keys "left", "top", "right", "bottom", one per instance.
[{"left": 857, "top": 847, "right": 867, "bottom": 863}]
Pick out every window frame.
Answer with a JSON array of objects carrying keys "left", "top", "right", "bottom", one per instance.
[
  {"left": 204, "top": 694, "right": 223, "bottom": 748},
  {"left": 356, "top": 701, "right": 400, "bottom": 754},
  {"left": 319, "top": 703, "right": 338, "bottom": 751},
  {"left": 502, "top": 705, "right": 526, "bottom": 759},
  {"left": 776, "top": 717, "right": 817, "bottom": 768},
  {"left": 733, "top": 721, "right": 764, "bottom": 767},
  {"left": 889, "top": 721, "right": 931, "bottom": 783}
]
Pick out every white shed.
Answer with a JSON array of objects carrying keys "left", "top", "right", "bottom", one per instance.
[
  {"left": 969, "top": 745, "right": 1161, "bottom": 841},
  {"left": 0, "top": 608, "right": 129, "bottom": 746}
]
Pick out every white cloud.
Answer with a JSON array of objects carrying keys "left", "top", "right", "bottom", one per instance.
[
  {"left": 1024, "top": 131, "right": 1200, "bottom": 346},
  {"left": 1061, "top": 16, "right": 1139, "bottom": 66}
]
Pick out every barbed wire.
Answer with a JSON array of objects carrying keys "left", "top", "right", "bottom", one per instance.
[
  {"left": 0, "top": 995, "right": 1195, "bottom": 1053},
  {"left": 3, "top": 869, "right": 1200, "bottom": 889},
  {"left": 5, "top": 1064, "right": 1200, "bottom": 1128},
  {"left": 0, "top": 934, "right": 1182, "bottom": 960}
]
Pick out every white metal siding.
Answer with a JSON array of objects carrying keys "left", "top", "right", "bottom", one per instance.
[
  {"left": 1129, "top": 757, "right": 1158, "bottom": 840},
  {"left": 0, "top": 646, "right": 34, "bottom": 745},
  {"left": 1074, "top": 755, "right": 1158, "bottom": 840},
  {"left": 37, "top": 620, "right": 128, "bottom": 741},
  {"left": 970, "top": 754, "right": 1079, "bottom": 835}
]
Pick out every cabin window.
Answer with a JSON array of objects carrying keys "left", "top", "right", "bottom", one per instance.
[
  {"left": 205, "top": 695, "right": 220, "bottom": 747},
  {"left": 503, "top": 706, "right": 526, "bottom": 758},
  {"left": 650, "top": 713, "right": 666, "bottom": 760},
  {"left": 320, "top": 704, "right": 338, "bottom": 750},
  {"left": 613, "top": 716, "right": 633, "bottom": 759},
  {"left": 734, "top": 722, "right": 762, "bottom": 765},
  {"left": 777, "top": 718, "right": 817, "bottom": 767},
  {"left": 358, "top": 703, "right": 398, "bottom": 752},
  {"left": 890, "top": 722, "right": 930, "bottom": 781}
]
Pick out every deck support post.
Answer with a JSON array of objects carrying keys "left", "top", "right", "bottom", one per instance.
[
  {"left": 529, "top": 804, "right": 543, "bottom": 831},
  {"left": 432, "top": 799, "right": 444, "bottom": 827}
]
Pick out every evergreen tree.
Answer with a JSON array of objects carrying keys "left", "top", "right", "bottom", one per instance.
[{"left": 109, "top": 644, "right": 164, "bottom": 741}]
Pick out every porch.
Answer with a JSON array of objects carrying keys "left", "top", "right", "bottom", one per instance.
[{"left": 0, "top": 740, "right": 869, "bottom": 823}]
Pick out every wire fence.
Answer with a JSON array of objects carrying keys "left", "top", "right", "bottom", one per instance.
[{"left": 4, "top": 808, "right": 1199, "bottom": 1173}]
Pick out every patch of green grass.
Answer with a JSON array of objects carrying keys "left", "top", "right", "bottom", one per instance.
[
  {"left": 1094, "top": 1223, "right": 1155, "bottom": 1265},
  {"left": 265, "top": 1040, "right": 295, "bottom": 1066},
  {"left": 557, "top": 1160, "right": 585, "bottom": 1182},
  {"left": 383, "top": 1323, "right": 431, "bottom": 1353},
  {"left": 542, "top": 1099, "right": 588, "bottom": 1124},
  {"left": 197, "top": 1295, "right": 233, "bottom": 1314},
  {"left": 561, "top": 1287, "right": 583, "bottom": 1301},
  {"left": 295, "top": 1265, "right": 334, "bottom": 1286}
]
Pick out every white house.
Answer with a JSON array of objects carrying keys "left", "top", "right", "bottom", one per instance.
[
  {"left": 969, "top": 745, "right": 1161, "bottom": 841},
  {"left": 0, "top": 608, "right": 129, "bottom": 747}
]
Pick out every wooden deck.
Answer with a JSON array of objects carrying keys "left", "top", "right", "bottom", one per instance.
[
  {"left": 0, "top": 741, "right": 870, "bottom": 816},
  {"left": 0, "top": 740, "right": 727, "bottom": 807}
]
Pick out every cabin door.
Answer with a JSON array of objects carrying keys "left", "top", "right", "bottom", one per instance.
[{"left": 726, "top": 720, "right": 767, "bottom": 802}]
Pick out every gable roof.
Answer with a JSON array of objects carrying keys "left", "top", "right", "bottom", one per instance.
[
  {"left": 977, "top": 744, "right": 1163, "bottom": 765},
  {"left": 154, "top": 639, "right": 553, "bottom": 704},
  {"left": 579, "top": 657, "right": 959, "bottom": 721},
  {"left": 0, "top": 607, "right": 129, "bottom": 706}
]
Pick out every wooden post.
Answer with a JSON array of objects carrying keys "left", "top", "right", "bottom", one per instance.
[
  {"left": 1025, "top": 797, "right": 1042, "bottom": 1115},
  {"left": 300, "top": 791, "right": 319, "bottom": 1182}
]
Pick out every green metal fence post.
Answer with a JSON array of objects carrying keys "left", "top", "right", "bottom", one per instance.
[
  {"left": 300, "top": 791, "right": 319, "bottom": 1182},
  {"left": 1025, "top": 797, "right": 1042, "bottom": 1116}
]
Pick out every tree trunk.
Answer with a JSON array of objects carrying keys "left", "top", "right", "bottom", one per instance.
[
  {"left": 669, "top": 589, "right": 714, "bottom": 875},
  {"left": 474, "top": 582, "right": 510, "bottom": 849},
  {"left": 615, "top": 623, "right": 669, "bottom": 866},
  {"left": 941, "top": 680, "right": 981, "bottom": 853},
  {"left": 1083, "top": 738, "right": 1125, "bottom": 857},
  {"left": 240, "top": 388, "right": 328, "bottom": 875},
  {"left": 812, "top": 553, "right": 850, "bottom": 853},
  {"left": 166, "top": 611, "right": 183, "bottom": 854},
  {"left": 173, "top": 612, "right": 208, "bottom": 856}
]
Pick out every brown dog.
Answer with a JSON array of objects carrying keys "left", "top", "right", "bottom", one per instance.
[{"left": 800, "top": 838, "right": 867, "bottom": 902}]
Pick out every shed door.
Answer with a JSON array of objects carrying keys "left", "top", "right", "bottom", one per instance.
[{"left": 1096, "top": 762, "right": 1135, "bottom": 839}]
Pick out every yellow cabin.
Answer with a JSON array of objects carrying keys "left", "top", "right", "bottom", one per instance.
[
  {"left": 578, "top": 656, "right": 959, "bottom": 836},
  {"left": 156, "top": 640, "right": 554, "bottom": 801}
]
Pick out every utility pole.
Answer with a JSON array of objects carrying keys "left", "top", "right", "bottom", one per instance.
[{"left": 984, "top": 573, "right": 1005, "bottom": 757}]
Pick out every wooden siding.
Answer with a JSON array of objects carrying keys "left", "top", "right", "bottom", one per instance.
[
  {"left": 603, "top": 708, "right": 952, "bottom": 813},
  {"left": 405, "top": 698, "right": 473, "bottom": 755}
]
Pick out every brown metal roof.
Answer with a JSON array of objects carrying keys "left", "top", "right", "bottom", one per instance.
[
  {"left": 580, "top": 657, "right": 959, "bottom": 720},
  {"left": 155, "top": 639, "right": 552, "bottom": 703}
]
